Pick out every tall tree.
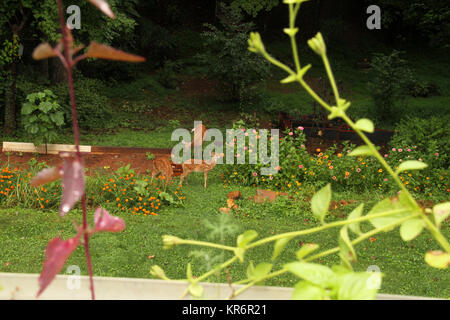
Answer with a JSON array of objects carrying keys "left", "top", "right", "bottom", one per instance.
[{"left": 0, "top": 0, "right": 34, "bottom": 134}]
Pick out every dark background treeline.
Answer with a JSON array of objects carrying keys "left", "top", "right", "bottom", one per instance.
[{"left": 0, "top": 0, "right": 449, "bottom": 133}]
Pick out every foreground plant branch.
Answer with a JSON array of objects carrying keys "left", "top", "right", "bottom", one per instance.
[
  {"left": 155, "top": 0, "right": 449, "bottom": 300},
  {"left": 30, "top": 0, "right": 145, "bottom": 299}
]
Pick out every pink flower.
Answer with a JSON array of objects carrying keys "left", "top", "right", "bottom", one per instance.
[
  {"left": 392, "top": 148, "right": 396, "bottom": 151},
  {"left": 244, "top": 146, "right": 247, "bottom": 150},
  {"left": 329, "top": 165, "right": 334, "bottom": 170},
  {"left": 384, "top": 178, "right": 388, "bottom": 182},
  {"left": 418, "top": 158, "right": 422, "bottom": 162},
  {"left": 299, "top": 165, "right": 303, "bottom": 169},
  {"left": 407, "top": 149, "right": 411, "bottom": 152},
  {"left": 241, "top": 128, "right": 245, "bottom": 132},
  {"left": 384, "top": 154, "right": 388, "bottom": 158},
  {"left": 276, "top": 166, "right": 281, "bottom": 171},
  {"left": 298, "top": 126, "right": 304, "bottom": 131},
  {"left": 245, "top": 132, "right": 248, "bottom": 136},
  {"left": 398, "top": 148, "right": 403, "bottom": 152},
  {"left": 289, "top": 132, "right": 293, "bottom": 136},
  {"left": 399, "top": 159, "right": 403, "bottom": 162},
  {"left": 356, "top": 168, "right": 361, "bottom": 173},
  {"left": 253, "top": 172, "right": 258, "bottom": 177},
  {"left": 332, "top": 176, "right": 337, "bottom": 180},
  {"left": 269, "top": 175, "right": 273, "bottom": 180},
  {"left": 435, "top": 153, "right": 439, "bottom": 156},
  {"left": 301, "top": 144, "right": 305, "bottom": 149}
]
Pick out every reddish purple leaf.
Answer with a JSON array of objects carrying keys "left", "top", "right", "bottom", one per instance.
[
  {"left": 37, "top": 234, "right": 80, "bottom": 297},
  {"left": 32, "top": 43, "right": 57, "bottom": 60},
  {"left": 60, "top": 157, "right": 85, "bottom": 216},
  {"left": 94, "top": 207, "right": 126, "bottom": 233},
  {"left": 31, "top": 166, "right": 63, "bottom": 187},
  {"left": 88, "top": 0, "right": 115, "bottom": 18},
  {"left": 86, "top": 42, "right": 146, "bottom": 62}
]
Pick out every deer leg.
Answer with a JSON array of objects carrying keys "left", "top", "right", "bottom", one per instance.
[
  {"left": 204, "top": 172, "right": 208, "bottom": 188},
  {"left": 179, "top": 173, "right": 185, "bottom": 186}
]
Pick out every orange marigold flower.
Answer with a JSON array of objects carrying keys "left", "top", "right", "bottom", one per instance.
[{"left": 369, "top": 237, "right": 376, "bottom": 243}]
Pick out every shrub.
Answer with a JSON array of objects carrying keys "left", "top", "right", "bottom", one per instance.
[
  {"left": 156, "top": 60, "right": 183, "bottom": 89},
  {"left": 89, "top": 165, "right": 185, "bottom": 216},
  {"left": 20, "top": 89, "right": 65, "bottom": 147},
  {"left": 390, "top": 116, "right": 449, "bottom": 169},
  {"left": 406, "top": 81, "right": 440, "bottom": 97},
  {"left": 223, "top": 123, "right": 448, "bottom": 199},
  {"left": 197, "top": 4, "right": 270, "bottom": 104},
  {"left": 367, "top": 50, "right": 414, "bottom": 123}
]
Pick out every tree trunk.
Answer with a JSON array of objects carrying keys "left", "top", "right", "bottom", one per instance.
[
  {"left": 50, "top": 57, "right": 66, "bottom": 84},
  {"left": 41, "top": 58, "right": 49, "bottom": 81},
  {"left": 3, "top": 61, "right": 18, "bottom": 134}
]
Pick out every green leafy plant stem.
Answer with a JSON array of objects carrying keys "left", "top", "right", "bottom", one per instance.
[
  {"left": 179, "top": 256, "right": 239, "bottom": 299},
  {"left": 288, "top": 3, "right": 302, "bottom": 72},
  {"left": 227, "top": 212, "right": 421, "bottom": 299},
  {"left": 272, "top": 8, "right": 449, "bottom": 252}
]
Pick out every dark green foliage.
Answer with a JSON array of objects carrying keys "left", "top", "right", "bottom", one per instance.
[
  {"left": 365, "top": 0, "right": 450, "bottom": 47},
  {"left": 156, "top": 60, "right": 183, "bottom": 89},
  {"left": 103, "top": 75, "right": 167, "bottom": 101},
  {"left": 197, "top": 4, "right": 270, "bottom": 104},
  {"left": 20, "top": 89, "right": 65, "bottom": 146},
  {"left": 52, "top": 77, "right": 113, "bottom": 130},
  {"left": 367, "top": 51, "right": 414, "bottom": 123},
  {"left": 406, "top": 81, "right": 440, "bottom": 98}
]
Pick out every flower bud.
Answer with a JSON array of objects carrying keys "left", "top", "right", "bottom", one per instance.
[
  {"left": 308, "top": 32, "right": 326, "bottom": 56},
  {"left": 248, "top": 32, "right": 265, "bottom": 54},
  {"left": 162, "top": 235, "right": 182, "bottom": 249},
  {"left": 150, "top": 265, "right": 169, "bottom": 280}
]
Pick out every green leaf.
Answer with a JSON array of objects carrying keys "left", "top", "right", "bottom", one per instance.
[
  {"left": 433, "top": 202, "right": 450, "bottom": 228},
  {"left": 347, "top": 204, "right": 364, "bottom": 235},
  {"left": 280, "top": 74, "right": 298, "bottom": 84},
  {"left": 39, "top": 114, "right": 51, "bottom": 123},
  {"left": 39, "top": 101, "right": 53, "bottom": 113},
  {"left": 367, "top": 194, "right": 416, "bottom": 231},
  {"left": 272, "top": 237, "right": 292, "bottom": 261},
  {"left": 29, "top": 124, "right": 39, "bottom": 134},
  {"left": 311, "top": 183, "right": 331, "bottom": 223},
  {"left": 27, "top": 114, "right": 38, "bottom": 123},
  {"left": 425, "top": 251, "right": 449, "bottom": 269},
  {"left": 399, "top": 218, "right": 424, "bottom": 241},
  {"left": 335, "top": 272, "right": 379, "bottom": 300},
  {"left": 354, "top": 119, "right": 374, "bottom": 133},
  {"left": 348, "top": 146, "right": 374, "bottom": 157},
  {"left": 284, "top": 262, "right": 335, "bottom": 287},
  {"left": 395, "top": 160, "right": 428, "bottom": 175},
  {"left": 21, "top": 102, "right": 35, "bottom": 115},
  {"left": 188, "top": 283, "right": 204, "bottom": 298},
  {"left": 283, "top": 27, "right": 299, "bottom": 37},
  {"left": 246, "top": 261, "right": 255, "bottom": 279},
  {"left": 50, "top": 112, "right": 64, "bottom": 126},
  {"left": 296, "top": 243, "right": 319, "bottom": 260},
  {"left": 292, "top": 281, "right": 327, "bottom": 300},
  {"left": 339, "top": 226, "right": 357, "bottom": 265},
  {"left": 237, "top": 230, "right": 258, "bottom": 248},
  {"left": 251, "top": 263, "right": 273, "bottom": 282}
]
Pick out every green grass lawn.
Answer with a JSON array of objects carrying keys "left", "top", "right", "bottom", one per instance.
[{"left": 1, "top": 169, "right": 448, "bottom": 299}]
